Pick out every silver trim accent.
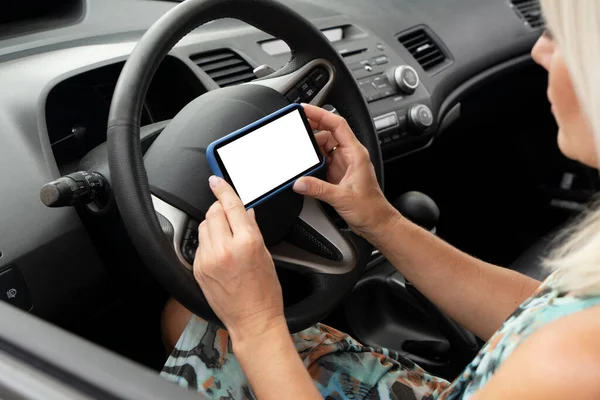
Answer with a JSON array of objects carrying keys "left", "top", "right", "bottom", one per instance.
[
  {"left": 249, "top": 59, "right": 336, "bottom": 106},
  {"left": 151, "top": 196, "right": 356, "bottom": 275},
  {"left": 253, "top": 64, "right": 276, "bottom": 78},
  {"left": 151, "top": 195, "right": 193, "bottom": 271},
  {"left": 394, "top": 65, "right": 420, "bottom": 94},
  {"left": 270, "top": 198, "right": 357, "bottom": 275}
]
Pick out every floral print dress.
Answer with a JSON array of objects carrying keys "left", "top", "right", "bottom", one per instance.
[{"left": 161, "top": 272, "right": 600, "bottom": 399}]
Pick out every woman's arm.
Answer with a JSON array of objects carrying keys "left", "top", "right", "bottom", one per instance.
[
  {"left": 294, "top": 104, "right": 540, "bottom": 341},
  {"left": 365, "top": 213, "right": 540, "bottom": 340},
  {"left": 194, "top": 176, "right": 320, "bottom": 400}
]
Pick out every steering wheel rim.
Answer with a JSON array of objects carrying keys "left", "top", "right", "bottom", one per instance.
[{"left": 107, "top": 0, "right": 383, "bottom": 333}]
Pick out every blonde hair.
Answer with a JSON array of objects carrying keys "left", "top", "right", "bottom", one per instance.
[{"left": 541, "top": 0, "right": 600, "bottom": 295}]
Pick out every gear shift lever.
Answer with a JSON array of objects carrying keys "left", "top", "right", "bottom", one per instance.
[
  {"left": 394, "top": 191, "right": 440, "bottom": 232},
  {"left": 389, "top": 191, "right": 479, "bottom": 373}
]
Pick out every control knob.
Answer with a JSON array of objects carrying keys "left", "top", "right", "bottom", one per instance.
[
  {"left": 388, "top": 65, "right": 420, "bottom": 94},
  {"left": 408, "top": 104, "right": 434, "bottom": 134}
]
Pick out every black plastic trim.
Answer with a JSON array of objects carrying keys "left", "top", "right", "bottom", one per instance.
[{"left": 437, "top": 54, "right": 535, "bottom": 125}]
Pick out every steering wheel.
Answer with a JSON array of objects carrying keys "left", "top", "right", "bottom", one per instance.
[{"left": 107, "top": 0, "right": 383, "bottom": 333}]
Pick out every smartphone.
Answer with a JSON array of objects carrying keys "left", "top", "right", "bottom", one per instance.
[{"left": 206, "top": 103, "right": 325, "bottom": 209}]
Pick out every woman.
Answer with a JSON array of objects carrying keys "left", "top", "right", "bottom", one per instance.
[{"left": 161, "top": 1, "right": 600, "bottom": 398}]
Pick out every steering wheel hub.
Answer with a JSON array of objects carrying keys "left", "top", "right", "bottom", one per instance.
[{"left": 145, "top": 84, "right": 302, "bottom": 246}]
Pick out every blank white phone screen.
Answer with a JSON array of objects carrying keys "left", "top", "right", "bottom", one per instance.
[{"left": 217, "top": 109, "right": 320, "bottom": 205}]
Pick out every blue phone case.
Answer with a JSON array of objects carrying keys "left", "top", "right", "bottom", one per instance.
[{"left": 206, "top": 103, "right": 325, "bottom": 209}]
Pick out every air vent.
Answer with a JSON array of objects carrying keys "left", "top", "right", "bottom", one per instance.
[
  {"left": 509, "top": 0, "right": 544, "bottom": 29},
  {"left": 191, "top": 49, "right": 255, "bottom": 87},
  {"left": 398, "top": 29, "right": 448, "bottom": 72}
]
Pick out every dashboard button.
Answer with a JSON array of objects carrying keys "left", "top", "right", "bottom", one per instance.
[
  {"left": 182, "top": 240, "right": 197, "bottom": 264},
  {"left": 0, "top": 266, "right": 32, "bottom": 311},
  {"left": 373, "top": 112, "right": 399, "bottom": 131},
  {"left": 298, "top": 80, "right": 317, "bottom": 102},
  {"left": 373, "top": 78, "right": 397, "bottom": 98},
  {"left": 285, "top": 88, "right": 302, "bottom": 103},
  {"left": 359, "top": 79, "right": 379, "bottom": 101},
  {"left": 372, "top": 80, "right": 396, "bottom": 98},
  {"left": 189, "top": 235, "right": 199, "bottom": 249},
  {"left": 310, "top": 68, "right": 329, "bottom": 89},
  {"left": 372, "top": 56, "right": 389, "bottom": 65}
]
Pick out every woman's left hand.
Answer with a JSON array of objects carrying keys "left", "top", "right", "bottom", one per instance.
[{"left": 193, "top": 175, "right": 285, "bottom": 344}]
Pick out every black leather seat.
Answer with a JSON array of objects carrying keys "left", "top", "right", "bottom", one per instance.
[{"left": 509, "top": 234, "right": 557, "bottom": 281}]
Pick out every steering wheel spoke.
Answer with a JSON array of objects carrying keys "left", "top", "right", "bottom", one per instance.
[
  {"left": 249, "top": 59, "right": 336, "bottom": 107},
  {"left": 151, "top": 195, "right": 194, "bottom": 271},
  {"left": 270, "top": 198, "right": 356, "bottom": 275}
]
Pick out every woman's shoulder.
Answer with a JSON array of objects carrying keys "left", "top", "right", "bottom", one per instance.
[{"left": 471, "top": 305, "right": 600, "bottom": 400}]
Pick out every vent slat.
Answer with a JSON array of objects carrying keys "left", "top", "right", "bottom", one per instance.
[
  {"left": 215, "top": 72, "right": 258, "bottom": 87},
  {"left": 400, "top": 34, "right": 427, "bottom": 47},
  {"left": 416, "top": 48, "right": 444, "bottom": 63},
  {"left": 201, "top": 58, "right": 246, "bottom": 73},
  {"left": 398, "top": 29, "right": 447, "bottom": 72},
  {"left": 191, "top": 49, "right": 255, "bottom": 87},
  {"left": 510, "top": 0, "right": 544, "bottom": 30},
  {"left": 209, "top": 65, "right": 253, "bottom": 80},
  {"left": 193, "top": 52, "right": 235, "bottom": 66},
  {"left": 421, "top": 55, "right": 447, "bottom": 70},
  {"left": 406, "top": 39, "right": 432, "bottom": 52}
]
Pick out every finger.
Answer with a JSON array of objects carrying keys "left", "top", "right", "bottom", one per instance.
[
  {"left": 314, "top": 130, "right": 330, "bottom": 147},
  {"left": 206, "top": 202, "right": 232, "bottom": 245},
  {"left": 314, "top": 131, "right": 338, "bottom": 154},
  {"left": 198, "top": 220, "right": 211, "bottom": 253},
  {"left": 208, "top": 175, "right": 249, "bottom": 234},
  {"left": 309, "top": 119, "right": 320, "bottom": 131},
  {"left": 302, "top": 104, "right": 359, "bottom": 147},
  {"left": 292, "top": 176, "right": 339, "bottom": 204}
]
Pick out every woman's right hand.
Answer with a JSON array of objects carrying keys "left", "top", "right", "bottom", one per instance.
[{"left": 293, "top": 104, "right": 400, "bottom": 240}]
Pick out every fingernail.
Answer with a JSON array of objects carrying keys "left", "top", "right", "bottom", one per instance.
[
  {"left": 293, "top": 180, "right": 308, "bottom": 193},
  {"left": 209, "top": 175, "right": 220, "bottom": 189}
]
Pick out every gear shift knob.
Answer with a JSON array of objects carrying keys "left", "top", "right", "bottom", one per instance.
[{"left": 394, "top": 192, "right": 440, "bottom": 231}]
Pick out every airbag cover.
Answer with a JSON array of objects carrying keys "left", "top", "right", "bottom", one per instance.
[{"left": 144, "top": 84, "right": 302, "bottom": 245}]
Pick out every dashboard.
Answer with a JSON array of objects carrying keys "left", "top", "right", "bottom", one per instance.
[{"left": 0, "top": 0, "right": 542, "bottom": 321}]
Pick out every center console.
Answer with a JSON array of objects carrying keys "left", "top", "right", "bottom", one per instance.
[
  {"left": 256, "top": 24, "right": 438, "bottom": 162},
  {"left": 333, "top": 29, "right": 437, "bottom": 161}
]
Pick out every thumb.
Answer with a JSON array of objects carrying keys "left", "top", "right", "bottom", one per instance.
[{"left": 293, "top": 177, "right": 338, "bottom": 204}]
